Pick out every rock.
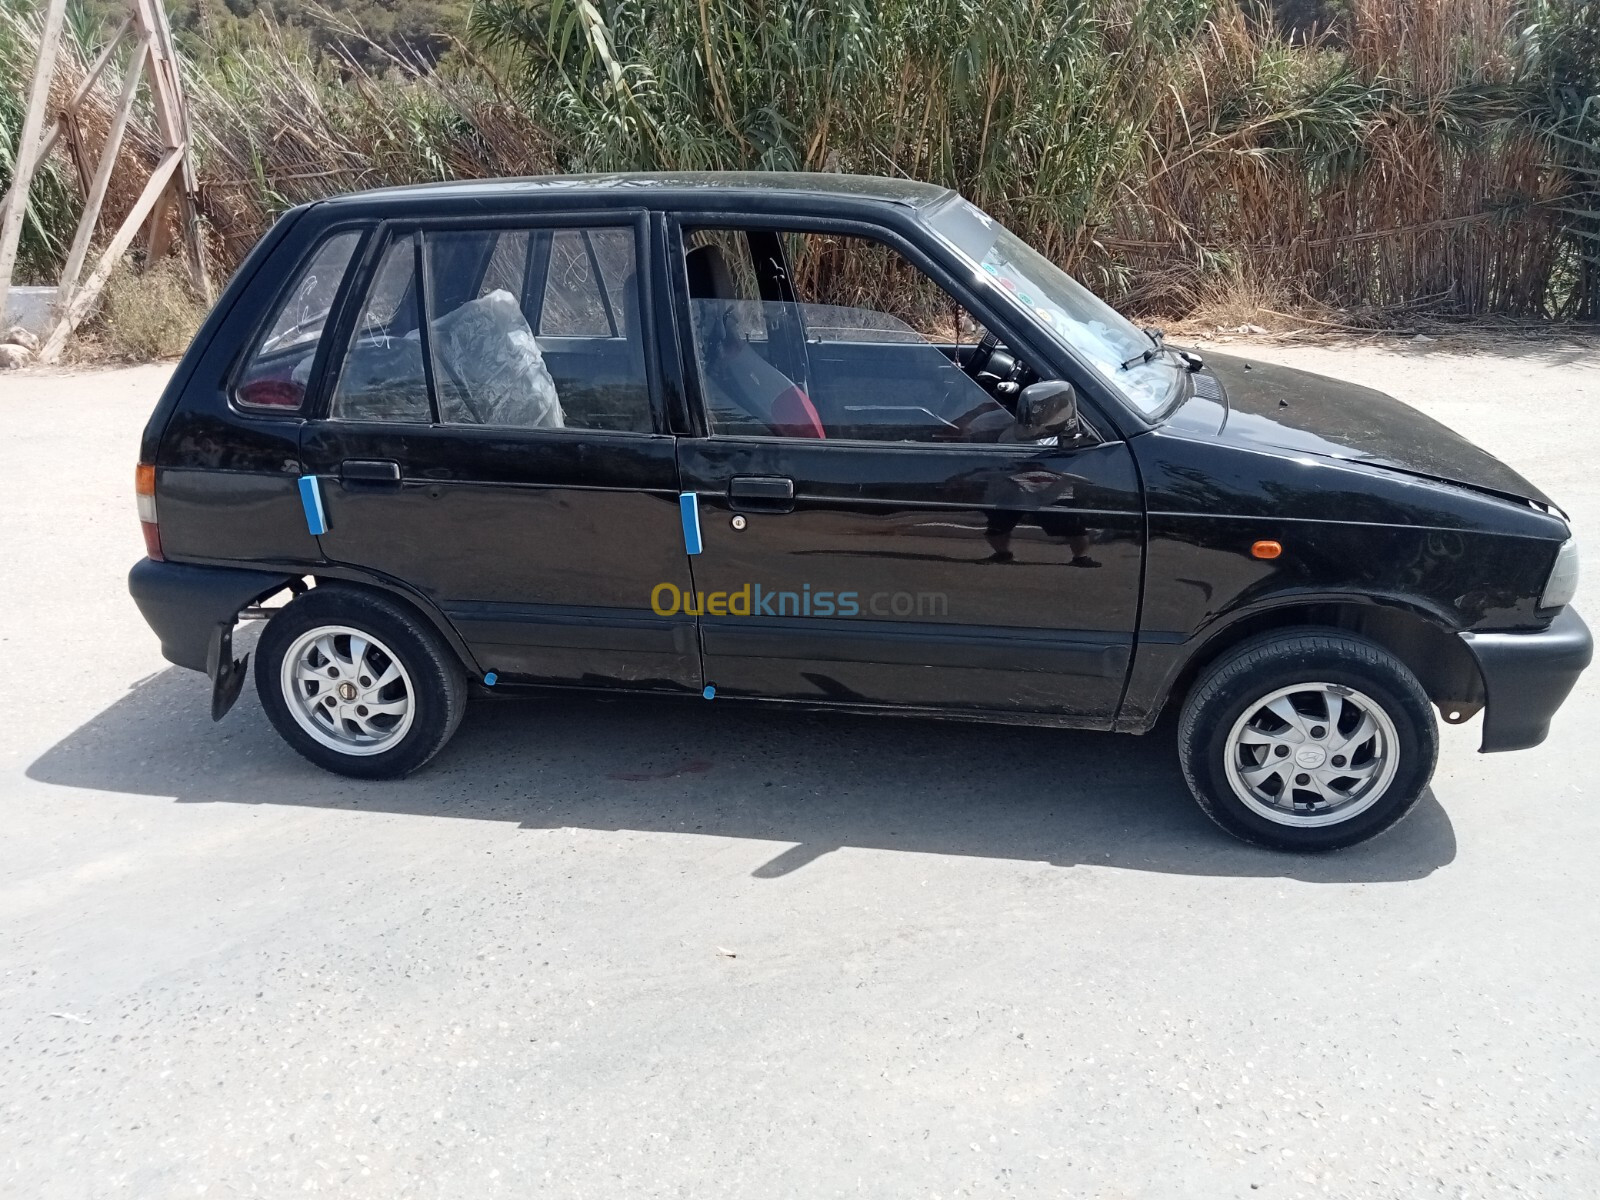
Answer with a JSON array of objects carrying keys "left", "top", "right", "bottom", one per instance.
[
  {"left": 2, "top": 325, "right": 40, "bottom": 351},
  {"left": 1243, "top": 323, "right": 1268, "bottom": 335},
  {"left": 1411, "top": 333, "right": 1436, "bottom": 343},
  {"left": 0, "top": 343, "right": 31, "bottom": 370}
]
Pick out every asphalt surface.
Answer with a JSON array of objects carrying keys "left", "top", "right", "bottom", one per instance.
[{"left": 2, "top": 340, "right": 1598, "bottom": 1198}]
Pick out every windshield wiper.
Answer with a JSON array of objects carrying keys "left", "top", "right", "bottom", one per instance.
[
  {"left": 1120, "top": 327, "right": 1166, "bottom": 371},
  {"left": 1121, "top": 326, "right": 1203, "bottom": 373}
]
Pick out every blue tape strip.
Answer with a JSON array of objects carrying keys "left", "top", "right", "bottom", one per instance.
[
  {"left": 298, "top": 475, "right": 328, "bottom": 536},
  {"left": 679, "top": 492, "right": 702, "bottom": 555}
]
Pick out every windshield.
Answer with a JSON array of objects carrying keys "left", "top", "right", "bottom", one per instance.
[{"left": 924, "top": 196, "right": 1184, "bottom": 416}]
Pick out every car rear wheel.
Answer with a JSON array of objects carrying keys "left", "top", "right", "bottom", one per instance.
[
  {"left": 1177, "top": 628, "right": 1438, "bottom": 851},
  {"left": 256, "top": 586, "right": 466, "bottom": 779}
]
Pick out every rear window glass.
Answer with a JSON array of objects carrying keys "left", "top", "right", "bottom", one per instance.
[
  {"left": 328, "top": 234, "right": 431, "bottom": 424},
  {"left": 234, "top": 231, "right": 361, "bottom": 411},
  {"left": 540, "top": 230, "right": 631, "bottom": 337},
  {"left": 324, "top": 224, "right": 653, "bottom": 433}
]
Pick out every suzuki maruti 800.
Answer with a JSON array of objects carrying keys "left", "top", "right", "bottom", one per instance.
[{"left": 130, "top": 173, "right": 1590, "bottom": 850}]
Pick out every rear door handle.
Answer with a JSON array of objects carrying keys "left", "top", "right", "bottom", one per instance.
[
  {"left": 728, "top": 475, "right": 796, "bottom": 513},
  {"left": 340, "top": 459, "right": 402, "bottom": 487}
]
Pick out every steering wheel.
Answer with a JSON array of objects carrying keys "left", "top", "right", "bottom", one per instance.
[{"left": 966, "top": 330, "right": 1001, "bottom": 379}]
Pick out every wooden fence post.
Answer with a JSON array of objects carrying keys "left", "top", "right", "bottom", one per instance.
[
  {"left": 0, "top": 0, "right": 71, "bottom": 313},
  {"left": 1, "top": 0, "right": 210, "bottom": 361}
]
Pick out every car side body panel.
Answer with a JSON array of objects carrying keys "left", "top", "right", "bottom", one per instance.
[
  {"left": 130, "top": 173, "right": 1587, "bottom": 757},
  {"left": 676, "top": 437, "right": 1144, "bottom": 723},
  {"left": 301, "top": 423, "right": 702, "bottom": 693},
  {"left": 147, "top": 206, "right": 351, "bottom": 567}
]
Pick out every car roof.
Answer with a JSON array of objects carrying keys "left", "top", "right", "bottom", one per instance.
[{"left": 315, "top": 171, "right": 956, "bottom": 213}]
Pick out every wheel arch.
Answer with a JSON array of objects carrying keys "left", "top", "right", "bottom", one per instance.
[
  {"left": 298, "top": 571, "right": 484, "bottom": 681},
  {"left": 1131, "top": 599, "right": 1485, "bottom": 733},
  {"left": 254, "top": 572, "right": 471, "bottom": 778}
]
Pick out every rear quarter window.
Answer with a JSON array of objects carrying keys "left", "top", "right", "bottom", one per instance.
[{"left": 233, "top": 230, "right": 362, "bottom": 411}]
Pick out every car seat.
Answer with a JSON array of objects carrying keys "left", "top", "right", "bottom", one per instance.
[{"left": 685, "top": 244, "right": 824, "bottom": 439}]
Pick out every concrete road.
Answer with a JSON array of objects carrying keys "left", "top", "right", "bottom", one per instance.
[{"left": 2, "top": 341, "right": 1598, "bottom": 1199}]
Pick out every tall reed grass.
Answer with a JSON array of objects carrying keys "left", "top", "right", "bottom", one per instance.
[
  {"left": 471, "top": 0, "right": 1600, "bottom": 319},
  {"left": 3, "top": 0, "right": 1597, "bottom": 322}
]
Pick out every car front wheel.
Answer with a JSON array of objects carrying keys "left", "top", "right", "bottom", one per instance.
[
  {"left": 255, "top": 586, "right": 467, "bottom": 779},
  {"left": 1177, "top": 629, "right": 1439, "bottom": 851}
]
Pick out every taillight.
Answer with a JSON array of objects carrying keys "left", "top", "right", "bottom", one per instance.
[{"left": 135, "top": 463, "right": 163, "bottom": 561}]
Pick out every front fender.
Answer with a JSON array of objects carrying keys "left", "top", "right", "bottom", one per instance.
[{"left": 1115, "top": 593, "right": 1466, "bottom": 734}]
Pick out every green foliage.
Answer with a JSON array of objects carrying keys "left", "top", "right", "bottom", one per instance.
[
  {"left": 466, "top": 0, "right": 1217, "bottom": 292},
  {"left": 0, "top": 3, "right": 97, "bottom": 283},
  {"left": 3, "top": 0, "right": 1597, "bottom": 318},
  {"left": 1518, "top": 0, "right": 1600, "bottom": 314},
  {"left": 463, "top": 0, "right": 1600, "bottom": 318}
]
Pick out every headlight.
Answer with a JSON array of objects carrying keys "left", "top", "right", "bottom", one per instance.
[{"left": 1541, "top": 537, "right": 1579, "bottom": 609}]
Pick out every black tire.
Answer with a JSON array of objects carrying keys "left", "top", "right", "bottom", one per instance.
[
  {"left": 255, "top": 585, "right": 467, "bottom": 779},
  {"left": 1177, "top": 627, "right": 1438, "bottom": 851}
]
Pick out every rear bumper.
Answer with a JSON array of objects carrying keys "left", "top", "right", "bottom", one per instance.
[
  {"left": 1461, "top": 607, "right": 1592, "bottom": 752},
  {"left": 128, "top": 558, "right": 294, "bottom": 674}
]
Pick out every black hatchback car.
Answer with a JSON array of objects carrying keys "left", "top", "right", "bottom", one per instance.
[{"left": 131, "top": 172, "right": 1589, "bottom": 850}]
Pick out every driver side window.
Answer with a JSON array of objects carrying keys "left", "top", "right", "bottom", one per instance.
[{"left": 683, "top": 227, "right": 1034, "bottom": 444}]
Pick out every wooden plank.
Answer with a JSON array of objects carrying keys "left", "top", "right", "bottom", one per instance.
[
  {"left": 140, "top": 0, "right": 212, "bottom": 298},
  {"left": 175, "top": 192, "right": 212, "bottom": 303},
  {"left": 145, "top": 182, "right": 177, "bottom": 263},
  {"left": 136, "top": 0, "right": 187, "bottom": 168},
  {"left": 38, "top": 145, "right": 183, "bottom": 363},
  {"left": 0, "top": 0, "right": 71, "bottom": 307},
  {"left": 56, "top": 38, "right": 152, "bottom": 309},
  {"left": 0, "top": 19, "right": 128, "bottom": 231}
]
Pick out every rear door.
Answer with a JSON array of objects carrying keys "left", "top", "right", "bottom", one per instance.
[
  {"left": 299, "top": 211, "right": 701, "bottom": 693},
  {"left": 667, "top": 216, "right": 1144, "bottom": 723}
]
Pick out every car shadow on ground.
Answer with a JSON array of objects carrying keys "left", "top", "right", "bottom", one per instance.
[{"left": 28, "top": 664, "right": 1456, "bottom": 884}]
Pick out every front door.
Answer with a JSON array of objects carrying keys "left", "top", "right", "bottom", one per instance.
[
  {"left": 300, "top": 214, "right": 700, "bottom": 693},
  {"left": 668, "top": 220, "right": 1144, "bottom": 723}
]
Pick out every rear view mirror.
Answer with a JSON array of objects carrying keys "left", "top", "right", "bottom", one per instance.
[{"left": 1016, "top": 380, "right": 1080, "bottom": 440}]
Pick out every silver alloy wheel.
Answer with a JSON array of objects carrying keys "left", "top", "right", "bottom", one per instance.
[
  {"left": 1223, "top": 682, "right": 1400, "bottom": 827},
  {"left": 280, "top": 624, "right": 415, "bottom": 756}
]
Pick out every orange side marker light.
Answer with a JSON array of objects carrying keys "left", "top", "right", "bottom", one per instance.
[{"left": 1251, "top": 540, "right": 1282, "bottom": 560}]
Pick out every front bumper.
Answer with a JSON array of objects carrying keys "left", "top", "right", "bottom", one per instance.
[{"left": 1461, "top": 606, "right": 1592, "bottom": 752}]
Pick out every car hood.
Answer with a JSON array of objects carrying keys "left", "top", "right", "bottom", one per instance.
[{"left": 1194, "top": 353, "right": 1552, "bottom": 507}]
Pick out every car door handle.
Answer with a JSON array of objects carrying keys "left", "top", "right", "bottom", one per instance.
[
  {"left": 728, "top": 475, "right": 795, "bottom": 513},
  {"left": 340, "top": 459, "right": 402, "bottom": 487}
]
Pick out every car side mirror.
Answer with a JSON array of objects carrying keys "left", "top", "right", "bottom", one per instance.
[{"left": 1016, "top": 380, "right": 1080, "bottom": 440}]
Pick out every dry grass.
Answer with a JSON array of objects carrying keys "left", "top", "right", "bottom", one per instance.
[
  {"left": 1113, "top": 0, "right": 1587, "bottom": 321},
  {"left": 5, "top": 0, "right": 1598, "bottom": 346},
  {"left": 474, "top": 0, "right": 1600, "bottom": 321},
  {"left": 187, "top": 27, "right": 560, "bottom": 271},
  {"left": 1170, "top": 267, "right": 1312, "bottom": 336},
  {"left": 90, "top": 258, "right": 208, "bottom": 360}
]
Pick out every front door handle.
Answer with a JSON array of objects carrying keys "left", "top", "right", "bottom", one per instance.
[
  {"left": 340, "top": 459, "right": 402, "bottom": 487},
  {"left": 729, "top": 475, "right": 795, "bottom": 513}
]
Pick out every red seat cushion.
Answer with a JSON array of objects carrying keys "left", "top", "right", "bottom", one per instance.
[{"left": 771, "top": 385, "right": 826, "bottom": 439}]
